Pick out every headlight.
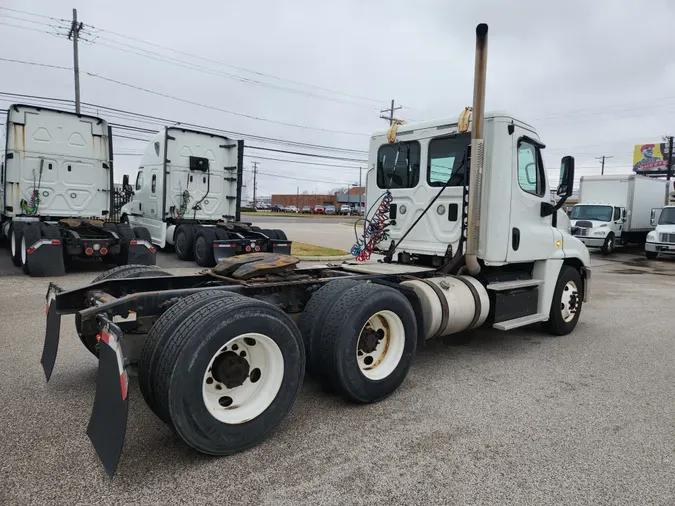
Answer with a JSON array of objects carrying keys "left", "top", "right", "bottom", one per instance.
[
  {"left": 647, "top": 232, "right": 656, "bottom": 242},
  {"left": 599, "top": 224, "right": 608, "bottom": 228}
]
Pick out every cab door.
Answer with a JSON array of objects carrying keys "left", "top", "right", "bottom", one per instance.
[{"left": 506, "top": 132, "right": 559, "bottom": 262}]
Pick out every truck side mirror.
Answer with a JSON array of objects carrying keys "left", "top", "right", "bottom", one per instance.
[
  {"left": 557, "top": 156, "right": 575, "bottom": 197},
  {"left": 122, "top": 174, "right": 129, "bottom": 190},
  {"left": 650, "top": 208, "right": 660, "bottom": 226},
  {"left": 622, "top": 209, "right": 627, "bottom": 221}
]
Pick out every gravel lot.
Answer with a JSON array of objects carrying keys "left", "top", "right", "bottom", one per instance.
[{"left": 1, "top": 225, "right": 675, "bottom": 505}]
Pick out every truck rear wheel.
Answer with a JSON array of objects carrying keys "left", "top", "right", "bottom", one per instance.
[
  {"left": 20, "top": 224, "right": 42, "bottom": 274},
  {"left": 76, "top": 265, "right": 172, "bottom": 355},
  {"left": 139, "top": 290, "right": 242, "bottom": 421},
  {"left": 175, "top": 225, "right": 196, "bottom": 261},
  {"left": 601, "top": 233, "right": 615, "bottom": 255},
  {"left": 274, "top": 229, "right": 288, "bottom": 241},
  {"left": 9, "top": 223, "right": 24, "bottom": 267},
  {"left": 133, "top": 227, "right": 152, "bottom": 242},
  {"left": 646, "top": 251, "right": 658, "bottom": 260},
  {"left": 152, "top": 296, "right": 304, "bottom": 455},
  {"left": 544, "top": 266, "right": 583, "bottom": 336},
  {"left": 194, "top": 227, "right": 217, "bottom": 267},
  {"left": 314, "top": 283, "right": 417, "bottom": 403},
  {"left": 299, "top": 279, "right": 361, "bottom": 379}
]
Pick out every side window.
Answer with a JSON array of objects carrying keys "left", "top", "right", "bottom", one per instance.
[
  {"left": 613, "top": 207, "right": 621, "bottom": 221},
  {"left": 427, "top": 133, "right": 470, "bottom": 187},
  {"left": 151, "top": 174, "right": 157, "bottom": 194},
  {"left": 517, "top": 140, "right": 545, "bottom": 197},
  {"left": 376, "top": 141, "right": 421, "bottom": 189},
  {"left": 135, "top": 170, "right": 144, "bottom": 191}
]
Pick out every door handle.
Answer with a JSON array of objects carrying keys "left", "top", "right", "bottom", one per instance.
[{"left": 512, "top": 228, "right": 521, "bottom": 251}]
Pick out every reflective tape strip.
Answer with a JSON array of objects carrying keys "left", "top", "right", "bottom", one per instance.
[{"left": 100, "top": 327, "right": 129, "bottom": 400}]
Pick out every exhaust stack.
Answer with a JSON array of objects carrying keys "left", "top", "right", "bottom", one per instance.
[{"left": 465, "top": 23, "right": 488, "bottom": 275}]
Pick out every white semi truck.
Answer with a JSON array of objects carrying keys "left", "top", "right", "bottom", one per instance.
[
  {"left": 120, "top": 127, "right": 290, "bottom": 267},
  {"left": 41, "top": 24, "right": 592, "bottom": 477},
  {"left": 1, "top": 104, "right": 155, "bottom": 276},
  {"left": 570, "top": 174, "right": 669, "bottom": 254},
  {"left": 645, "top": 205, "right": 675, "bottom": 258}
]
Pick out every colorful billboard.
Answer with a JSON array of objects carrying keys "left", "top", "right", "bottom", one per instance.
[{"left": 633, "top": 142, "right": 673, "bottom": 174}]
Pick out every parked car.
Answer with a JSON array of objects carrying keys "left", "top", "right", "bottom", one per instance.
[
  {"left": 272, "top": 204, "right": 285, "bottom": 212},
  {"left": 313, "top": 205, "right": 325, "bottom": 215},
  {"left": 286, "top": 205, "right": 299, "bottom": 213},
  {"left": 324, "top": 205, "right": 337, "bottom": 215},
  {"left": 301, "top": 205, "right": 311, "bottom": 214},
  {"left": 350, "top": 206, "right": 364, "bottom": 216},
  {"left": 339, "top": 204, "right": 351, "bottom": 215}
]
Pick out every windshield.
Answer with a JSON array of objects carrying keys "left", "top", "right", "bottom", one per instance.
[
  {"left": 570, "top": 205, "right": 613, "bottom": 222},
  {"left": 659, "top": 207, "right": 675, "bottom": 225}
]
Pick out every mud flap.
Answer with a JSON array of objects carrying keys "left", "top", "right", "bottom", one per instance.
[
  {"left": 87, "top": 316, "right": 129, "bottom": 478},
  {"left": 40, "top": 283, "right": 64, "bottom": 381},
  {"left": 28, "top": 242, "right": 66, "bottom": 277},
  {"left": 126, "top": 240, "right": 156, "bottom": 266}
]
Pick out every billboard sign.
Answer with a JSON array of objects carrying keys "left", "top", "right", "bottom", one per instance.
[{"left": 633, "top": 142, "right": 673, "bottom": 174}]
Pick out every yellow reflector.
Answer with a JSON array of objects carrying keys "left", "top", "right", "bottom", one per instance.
[{"left": 556, "top": 240, "right": 562, "bottom": 247}]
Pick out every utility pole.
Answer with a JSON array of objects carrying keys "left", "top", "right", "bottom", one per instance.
[
  {"left": 595, "top": 155, "right": 613, "bottom": 175},
  {"left": 68, "top": 9, "right": 83, "bottom": 114},
  {"left": 380, "top": 99, "right": 402, "bottom": 125},
  {"left": 296, "top": 186, "right": 299, "bottom": 209},
  {"left": 251, "top": 161, "right": 258, "bottom": 207},
  {"left": 359, "top": 167, "right": 362, "bottom": 188}
]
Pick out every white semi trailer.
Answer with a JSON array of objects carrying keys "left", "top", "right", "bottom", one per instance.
[
  {"left": 41, "top": 24, "right": 591, "bottom": 477},
  {"left": 570, "top": 174, "right": 669, "bottom": 254},
  {"left": 646, "top": 204, "right": 675, "bottom": 258},
  {"left": 0, "top": 104, "right": 155, "bottom": 276},
  {"left": 121, "top": 127, "right": 290, "bottom": 267}
]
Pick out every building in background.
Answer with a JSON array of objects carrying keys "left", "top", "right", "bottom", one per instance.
[
  {"left": 336, "top": 186, "right": 366, "bottom": 208},
  {"left": 271, "top": 194, "right": 336, "bottom": 207}
]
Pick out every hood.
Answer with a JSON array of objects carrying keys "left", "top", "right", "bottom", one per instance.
[{"left": 655, "top": 224, "right": 675, "bottom": 234}]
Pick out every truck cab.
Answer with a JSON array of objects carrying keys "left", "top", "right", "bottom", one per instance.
[
  {"left": 365, "top": 110, "right": 590, "bottom": 330},
  {"left": 570, "top": 203, "right": 626, "bottom": 254},
  {"left": 645, "top": 205, "right": 675, "bottom": 258}
]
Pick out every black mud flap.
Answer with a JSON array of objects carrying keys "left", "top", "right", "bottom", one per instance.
[
  {"left": 28, "top": 241, "right": 66, "bottom": 277},
  {"left": 40, "top": 283, "right": 64, "bottom": 381},
  {"left": 86, "top": 316, "right": 129, "bottom": 479},
  {"left": 270, "top": 240, "right": 292, "bottom": 255},
  {"left": 213, "top": 241, "right": 238, "bottom": 263},
  {"left": 126, "top": 239, "right": 156, "bottom": 266}
]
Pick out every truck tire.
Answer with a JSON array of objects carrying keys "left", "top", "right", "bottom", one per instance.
[
  {"left": 175, "top": 224, "right": 196, "bottom": 261},
  {"left": 260, "top": 229, "right": 275, "bottom": 239},
  {"left": 139, "top": 290, "right": 242, "bottom": 421},
  {"left": 133, "top": 226, "right": 152, "bottom": 242},
  {"left": 213, "top": 228, "right": 229, "bottom": 240},
  {"left": 646, "top": 251, "right": 658, "bottom": 260},
  {"left": 274, "top": 229, "right": 288, "bottom": 241},
  {"left": 9, "top": 222, "right": 25, "bottom": 267},
  {"left": 543, "top": 266, "right": 583, "bottom": 336},
  {"left": 152, "top": 296, "right": 304, "bottom": 455},
  {"left": 314, "top": 283, "right": 418, "bottom": 403},
  {"left": 20, "top": 223, "right": 42, "bottom": 274},
  {"left": 76, "top": 265, "right": 172, "bottom": 355},
  {"left": 299, "top": 279, "right": 360, "bottom": 379},
  {"left": 103, "top": 222, "right": 118, "bottom": 233},
  {"left": 194, "top": 227, "right": 217, "bottom": 267},
  {"left": 601, "top": 233, "right": 615, "bottom": 255},
  {"left": 250, "top": 226, "right": 261, "bottom": 232}
]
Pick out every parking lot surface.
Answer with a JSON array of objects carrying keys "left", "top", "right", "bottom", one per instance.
[{"left": 1, "top": 230, "right": 675, "bottom": 505}]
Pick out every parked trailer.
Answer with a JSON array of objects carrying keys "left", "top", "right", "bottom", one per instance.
[
  {"left": 570, "top": 174, "right": 669, "bottom": 254},
  {"left": 0, "top": 104, "right": 156, "bottom": 276},
  {"left": 41, "top": 24, "right": 592, "bottom": 477},
  {"left": 119, "top": 127, "right": 290, "bottom": 267}
]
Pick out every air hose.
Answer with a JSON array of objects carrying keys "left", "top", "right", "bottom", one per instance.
[
  {"left": 350, "top": 190, "right": 393, "bottom": 261},
  {"left": 20, "top": 159, "right": 44, "bottom": 216}
]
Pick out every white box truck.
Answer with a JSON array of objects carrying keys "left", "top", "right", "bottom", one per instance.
[
  {"left": 120, "top": 127, "right": 290, "bottom": 267},
  {"left": 0, "top": 104, "right": 156, "bottom": 276},
  {"left": 570, "top": 174, "right": 669, "bottom": 254},
  {"left": 645, "top": 204, "right": 675, "bottom": 258}
]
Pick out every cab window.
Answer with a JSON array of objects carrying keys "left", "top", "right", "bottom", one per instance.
[
  {"left": 517, "top": 140, "right": 545, "bottom": 197},
  {"left": 427, "top": 133, "right": 470, "bottom": 187},
  {"left": 135, "top": 170, "right": 144, "bottom": 191},
  {"left": 613, "top": 207, "right": 621, "bottom": 221},
  {"left": 376, "top": 141, "right": 420, "bottom": 189}
]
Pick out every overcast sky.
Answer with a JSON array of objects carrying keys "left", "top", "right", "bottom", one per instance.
[{"left": 2, "top": 0, "right": 675, "bottom": 198}]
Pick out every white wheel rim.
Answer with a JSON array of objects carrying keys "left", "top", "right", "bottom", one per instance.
[
  {"left": 560, "top": 281, "right": 580, "bottom": 323},
  {"left": 21, "top": 236, "right": 26, "bottom": 265},
  {"left": 356, "top": 310, "right": 405, "bottom": 380},
  {"left": 11, "top": 231, "right": 16, "bottom": 256},
  {"left": 202, "top": 333, "right": 284, "bottom": 424}
]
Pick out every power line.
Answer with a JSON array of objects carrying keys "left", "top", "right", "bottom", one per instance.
[
  {"left": 0, "top": 57, "right": 369, "bottom": 136},
  {"left": 86, "top": 23, "right": 388, "bottom": 106},
  {"left": 0, "top": 6, "right": 68, "bottom": 22},
  {"left": 247, "top": 145, "right": 365, "bottom": 163},
  {"left": 248, "top": 169, "right": 352, "bottom": 186}
]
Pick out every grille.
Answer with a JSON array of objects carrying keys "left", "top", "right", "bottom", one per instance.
[
  {"left": 660, "top": 233, "right": 675, "bottom": 243},
  {"left": 574, "top": 228, "right": 589, "bottom": 237}
]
